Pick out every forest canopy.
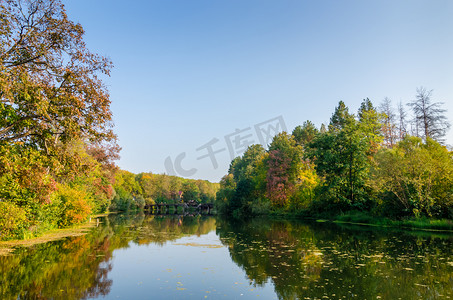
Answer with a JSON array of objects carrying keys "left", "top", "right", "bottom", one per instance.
[{"left": 216, "top": 93, "right": 453, "bottom": 220}]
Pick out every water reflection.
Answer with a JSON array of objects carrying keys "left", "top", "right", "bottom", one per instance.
[
  {"left": 0, "top": 213, "right": 215, "bottom": 300},
  {"left": 217, "top": 218, "right": 453, "bottom": 299},
  {"left": 1, "top": 214, "right": 453, "bottom": 299}
]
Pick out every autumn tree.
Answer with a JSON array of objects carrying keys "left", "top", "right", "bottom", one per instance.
[
  {"left": 0, "top": 0, "right": 119, "bottom": 239},
  {"left": 0, "top": 0, "right": 116, "bottom": 152},
  {"left": 266, "top": 133, "right": 303, "bottom": 208}
]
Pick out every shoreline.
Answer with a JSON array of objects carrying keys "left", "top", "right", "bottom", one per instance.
[
  {"left": 265, "top": 210, "right": 453, "bottom": 233},
  {"left": 3, "top": 211, "right": 453, "bottom": 256},
  {"left": 0, "top": 214, "right": 108, "bottom": 256}
]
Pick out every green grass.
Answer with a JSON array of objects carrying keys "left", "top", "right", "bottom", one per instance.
[
  {"left": 397, "top": 218, "right": 453, "bottom": 231},
  {"left": 327, "top": 211, "right": 453, "bottom": 232},
  {"left": 224, "top": 206, "right": 453, "bottom": 232},
  {"left": 335, "top": 211, "right": 382, "bottom": 224}
]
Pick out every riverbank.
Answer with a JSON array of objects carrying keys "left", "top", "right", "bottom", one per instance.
[
  {"left": 267, "top": 210, "right": 453, "bottom": 233},
  {"left": 2, "top": 212, "right": 453, "bottom": 299},
  {"left": 332, "top": 211, "right": 453, "bottom": 231},
  {"left": 0, "top": 215, "right": 106, "bottom": 256}
]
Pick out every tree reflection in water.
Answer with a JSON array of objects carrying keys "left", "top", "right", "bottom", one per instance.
[
  {"left": 1, "top": 214, "right": 452, "bottom": 300},
  {"left": 216, "top": 217, "right": 453, "bottom": 300},
  {"left": 0, "top": 213, "right": 215, "bottom": 300}
]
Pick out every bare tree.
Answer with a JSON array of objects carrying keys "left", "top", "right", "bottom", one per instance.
[
  {"left": 408, "top": 87, "right": 451, "bottom": 143},
  {"left": 397, "top": 101, "right": 407, "bottom": 141},
  {"left": 379, "top": 97, "right": 397, "bottom": 147}
]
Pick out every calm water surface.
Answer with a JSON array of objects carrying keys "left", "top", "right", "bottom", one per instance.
[{"left": 1, "top": 213, "right": 453, "bottom": 299}]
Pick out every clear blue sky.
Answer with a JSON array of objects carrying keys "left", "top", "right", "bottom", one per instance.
[{"left": 64, "top": 0, "right": 453, "bottom": 182}]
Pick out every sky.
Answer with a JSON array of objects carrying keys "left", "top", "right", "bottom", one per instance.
[{"left": 64, "top": 0, "right": 453, "bottom": 182}]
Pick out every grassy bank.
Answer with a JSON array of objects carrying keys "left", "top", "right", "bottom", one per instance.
[
  {"left": 258, "top": 209, "right": 453, "bottom": 232},
  {"left": 0, "top": 215, "right": 106, "bottom": 256},
  {"left": 320, "top": 211, "right": 453, "bottom": 232}
]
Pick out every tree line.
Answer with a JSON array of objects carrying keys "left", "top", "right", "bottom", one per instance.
[
  {"left": 111, "top": 170, "right": 219, "bottom": 211},
  {"left": 216, "top": 89, "right": 453, "bottom": 220}
]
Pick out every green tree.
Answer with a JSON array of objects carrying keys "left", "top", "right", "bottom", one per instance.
[
  {"left": 230, "top": 144, "right": 267, "bottom": 215},
  {"left": 111, "top": 170, "right": 143, "bottom": 211},
  {"left": 372, "top": 136, "right": 453, "bottom": 218},
  {"left": 307, "top": 101, "right": 370, "bottom": 210},
  {"left": 292, "top": 121, "right": 319, "bottom": 148},
  {"left": 215, "top": 174, "right": 237, "bottom": 214},
  {"left": 181, "top": 181, "right": 200, "bottom": 202},
  {"left": 357, "top": 98, "right": 383, "bottom": 156},
  {"left": 328, "top": 100, "right": 354, "bottom": 132}
]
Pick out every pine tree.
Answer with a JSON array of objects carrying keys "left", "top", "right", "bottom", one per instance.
[
  {"left": 292, "top": 121, "right": 319, "bottom": 147},
  {"left": 328, "top": 101, "right": 354, "bottom": 132}
]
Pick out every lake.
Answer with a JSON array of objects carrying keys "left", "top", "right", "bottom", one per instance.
[{"left": 1, "top": 213, "right": 453, "bottom": 299}]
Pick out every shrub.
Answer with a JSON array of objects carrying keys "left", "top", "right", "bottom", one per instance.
[
  {"left": 54, "top": 184, "right": 92, "bottom": 227},
  {"left": 0, "top": 201, "right": 28, "bottom": 240}
]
